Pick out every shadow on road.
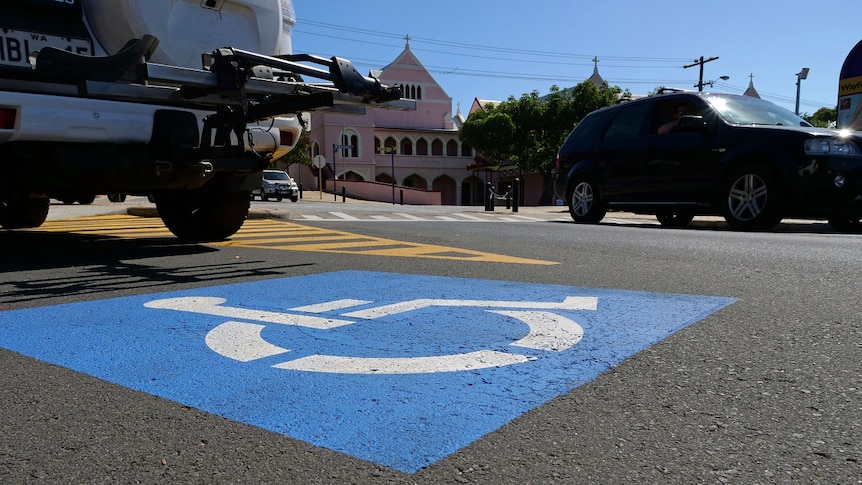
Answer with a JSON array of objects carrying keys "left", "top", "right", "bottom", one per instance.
[{"left": 0, "top": 232, "right": 313, "bottom": 307}]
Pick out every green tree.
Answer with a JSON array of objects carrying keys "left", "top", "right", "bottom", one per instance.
[
  {"left": 457, "top": 109, "right": 516, "bottom": 163},
  {"left": 803, "top": 107, "right": 837, "bottom": 128},
  {"left": 459, "top": 80, "right": 621, "bottom": 203},
  {"left": 274, "top": 129, "right": 312, "bottom": 168}
]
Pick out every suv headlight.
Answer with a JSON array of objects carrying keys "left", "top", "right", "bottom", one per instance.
[{"left": 804, "top": 138, "right": 861, "bottom": 156}]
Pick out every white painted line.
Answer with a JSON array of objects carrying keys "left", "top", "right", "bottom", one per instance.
[
  {"left": 505, "top": 214, "right": 544, "bottom": 222},
  {"left": 205, "top": 321, "right": 289, "bottom": 362},
  {"left": 329, "top": 212, "right": 361, "bottom": 221},
  {"left": 145, "top": 297, "right": 354, "bottom": 329},
  {"left": 291, "top": 299, "right": 372, "bottom": 313},
  {"left": 343, "top": 296, "right": 598, "bottom": 319},
  {"left": 452, "top": 213, "right": 488, "bottom": 221},
  {"left": 272, "top": 350, "right": 532, "bottom": 374},
  {"left": 394, "top": 213, "right": 428, "bottom": 221},
  {"left": 490, "top": 310, "right": 584, "bottom": 351}
]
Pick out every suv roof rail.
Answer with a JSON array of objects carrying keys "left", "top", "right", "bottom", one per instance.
[{"left": 654, "top": 87, "right": 686, "bottom": 95}]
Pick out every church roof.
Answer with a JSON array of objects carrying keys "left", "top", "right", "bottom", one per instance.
[
  {"left": 743, "top": 73, "right": 761, "bottom": 98},
  {"left": 588, "top": 57, "right": 604, "bottom": 87}
]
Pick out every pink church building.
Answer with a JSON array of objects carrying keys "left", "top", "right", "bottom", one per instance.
[{"left": 298, "top": 39, "right": 541, "bottom": 206}]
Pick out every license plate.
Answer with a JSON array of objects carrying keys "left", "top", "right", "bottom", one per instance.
[{"left": 0, "top": 28, "right": 93, "bottom": 68}]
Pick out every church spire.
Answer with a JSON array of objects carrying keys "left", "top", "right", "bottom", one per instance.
[
  {"left": 588, "top": 56, "right": 604, "bottom": 87},
  {"left": 743, "top": 73, "right": 761, "bottom": 98}
]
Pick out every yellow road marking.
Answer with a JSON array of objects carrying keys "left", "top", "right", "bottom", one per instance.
[{"left": 34, "top": 215, "right": 557, "bottom": 265}]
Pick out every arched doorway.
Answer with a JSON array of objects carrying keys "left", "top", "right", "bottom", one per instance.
[
  {"left": 461, "top": 175, "right": 484, "bottom": 206},
  {"left": 432, "top": 175, "right": 457, "bottom": 205}
]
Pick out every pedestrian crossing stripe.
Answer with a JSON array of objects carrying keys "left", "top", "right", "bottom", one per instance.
[{"left": 34, "top": 215, "right": 557, "bottom": 265}]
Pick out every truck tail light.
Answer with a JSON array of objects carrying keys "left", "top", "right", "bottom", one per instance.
[
  {"left": 279, "top": 130, "right": 294, "bottom": 147},
  {"left": 0, "top": 108, "right": 16, "bottom": 129}
]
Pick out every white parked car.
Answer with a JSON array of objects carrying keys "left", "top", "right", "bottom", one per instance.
[{"left": 253, "top": 170, "right": 299, "bottom": 202}]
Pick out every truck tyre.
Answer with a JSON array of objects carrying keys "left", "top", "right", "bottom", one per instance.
[
  {"left": 154, "top": 180, "right": 250, "bottom": 241},
  {"left": 0, "top": 197, "right": 50, "bottom": 229}
]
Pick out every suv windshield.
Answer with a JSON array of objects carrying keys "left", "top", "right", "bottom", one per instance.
[
  {"left": 263, "top": 171, "right": 289, "bottom": 181},
  {"left": 705, "top": 94, "right": 812, "bottom": 127}
]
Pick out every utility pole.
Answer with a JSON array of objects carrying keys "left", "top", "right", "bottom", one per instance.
[{"left": 684, "top": 56, "right": 719, "bottom": 91}]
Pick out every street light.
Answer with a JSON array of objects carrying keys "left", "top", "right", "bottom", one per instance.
[
  {"left": 795, "top": 67, "right": 810, "bottom": 116},
  {"left": 701, "top": 75, "right": 730, "bottom": 90},
  {"left": 378, "top": 146, "right": 398, "bottom": 205}
]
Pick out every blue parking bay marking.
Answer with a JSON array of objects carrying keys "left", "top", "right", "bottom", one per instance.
[{"left": 0, "top": 271, "right": 735, "bottom": 473}]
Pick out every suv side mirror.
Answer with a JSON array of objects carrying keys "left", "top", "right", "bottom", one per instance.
[{"left": 675, "top": 115, "right": 708, "bottom": 132}]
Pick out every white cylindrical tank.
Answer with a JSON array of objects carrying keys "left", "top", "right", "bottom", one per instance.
[{"left": 81, "top": 0, "right": 294, "bottom": 68}]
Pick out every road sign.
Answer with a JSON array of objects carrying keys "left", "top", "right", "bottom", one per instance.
[{"left": 0, "top": 271, "right": 735, "bottom": 473}]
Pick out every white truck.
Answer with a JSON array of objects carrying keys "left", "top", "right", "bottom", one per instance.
[{"left": 0, "top": 0, "right": 407, "bottom": 240}]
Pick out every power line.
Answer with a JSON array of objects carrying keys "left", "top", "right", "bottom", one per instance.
[
  {"left": 297, "top": 19, "right": 836, "bottom": 110},
  {"left": 297, "top": 20, "right": 691, "bottom": 65}
]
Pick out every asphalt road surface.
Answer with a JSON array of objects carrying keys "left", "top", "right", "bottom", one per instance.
[{"left": 1, "top": 196, "right": 859, "bottom": 483}]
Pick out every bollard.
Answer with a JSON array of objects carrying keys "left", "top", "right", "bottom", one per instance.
[
  {"left": 484, "top": 182, "right": 494, "bottom": 211},
  {"left": 298, "top": 183, "right": 303, "bottom": 200},
  {"left": 505, "top": 184, "right": 512, "bottom": 209},
  {"left": 512, "top": 178, "right": 519, "bottom": 212},
  {"left": 341, "top": 186, "right": 346, "bottom": 202},
  {"left": 400, "top": 189, "right": 404, "bottom": 206}
]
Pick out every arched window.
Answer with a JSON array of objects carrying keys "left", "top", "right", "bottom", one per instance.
[
  {"left": 340, "top": 129, "right": 359, "bottom": 158},
  {"left": 384, "top": 136, "right": 397, "bottom": 150},
  {"left": 400, "top": 137, "right": 413, "bottom": 155},
  {"left": 416, "top": 85, "right": 422, "bottom": 100},
  {"left": 446, "top": 139, "right": 459, "bottom": 156},
  {"left": 431, "top": 138, "right": 443, "bottom": 156},
  {"left": 374, "top": 137, "right": 381, "bottom": 155},
  {"left": 312, "top": 142, "right": 320, "bottom": 157},
  {"left": 416, "top": 138, "right": 428, "bottom": 156},
  {"left": 461, "top": 142, "right": 472, "bottom": 157}
]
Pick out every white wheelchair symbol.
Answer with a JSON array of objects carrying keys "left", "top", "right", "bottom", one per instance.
[{"left": 144, "top": 295, "right": 598, "bottom": 374}]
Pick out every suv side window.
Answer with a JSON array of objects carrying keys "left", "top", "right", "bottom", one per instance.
[
  {"left": 653, "top": 97, "right": 709, "bottom": 134},
  {"left": 603, "top": 103, "right": 652, "bottom": 140},
  {"left": 561, "top": 108, "right": 616, "bottom": 152}
]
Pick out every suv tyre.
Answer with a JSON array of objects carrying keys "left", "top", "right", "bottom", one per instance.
[
  {"left": 722, "top": 163, "right": 784, "bottom": 231},
  {"left": 568, "top": 175, "right": 607, "bottom": 223},
  {"left": 656, "top": 209, "right": 695, "bottom": 227},
  {"left": 827, "top": 216, "right": 862, "bottom": 233}
]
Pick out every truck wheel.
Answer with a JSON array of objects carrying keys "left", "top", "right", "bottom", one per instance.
[
  {"left": 154, "top": 180, "right": 250, "bottom": 241},
  {"left": 290, "top": 195, "right": 298, "bottom": 202},
  {"left": 0, "top": 197, "right": 50, "bottom": 229}
]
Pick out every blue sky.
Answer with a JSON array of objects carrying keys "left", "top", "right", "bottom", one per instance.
[{"left": 292, "top": 1, "right": 860, "bottom": 117}]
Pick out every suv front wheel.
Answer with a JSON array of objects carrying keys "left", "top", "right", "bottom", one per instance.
[
  {"left": 568, "top": 175, "right": 607, "bottom": 223},
  {"left": 722, "top": 163, "right": 784, "bottom": 231}
]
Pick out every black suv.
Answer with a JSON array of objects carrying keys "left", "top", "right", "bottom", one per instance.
[{"left": 552, "top": 91, "right": 862, "bottom": 232}]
